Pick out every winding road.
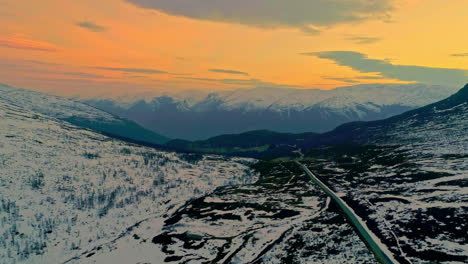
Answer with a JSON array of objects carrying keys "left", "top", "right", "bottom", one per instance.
[{"left": 296, "top": 161, "right": 398, "bottom": 264}]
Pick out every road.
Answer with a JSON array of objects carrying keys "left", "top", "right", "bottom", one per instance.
[{"left": 296, "top": 161, "right": 399, "bottom": 264}]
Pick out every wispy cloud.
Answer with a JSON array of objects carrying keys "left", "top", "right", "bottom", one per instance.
[
  {"left": 300, "top": 25, "right": 322, "bottom": 35},
  {"left": 0, "top": 37, "right": 59, "bottom": 52},
  {"left": 0, "top": 59, "right": 106, "bottom": 79},
  {"left": 303, "top": 51, "right": 468, "bottom": 86},
  {"left": 321, "top": 76, "right": 360, "bottom": 83},
  {"left": 61, "top": 72, "right": 105, "bottom": 78},
  {"left": 451, "top": 53, "right": 468, "bottom": 57},
  {"left": 356, "top": 75, "right": 385, "bottom": 80},
  {"left": 209, "top": 69, "right": 249, "bottom": 76},
  {"left": 346, "top": 36, "right": 381, "bottom": 44},
  {"left": 125, "top": 0, "right": 393, "bottom": 31},
  {"left": 0, "top": 11, "right": 13, "bottom": 18},
  {"left": 178, "top": 77, "right": 300, "bottom": 89},
  {"left": 24, "top": 60, "right": 63, "bottom": 66},
  {"left": 96, "top": 67, "right": 168, "bottom": 74},
  {"left": 76, "top": 21, "right": 107, "bottom": 32},
  {"left": 321, "top": 74, "right": 386, "bottom": 83}
]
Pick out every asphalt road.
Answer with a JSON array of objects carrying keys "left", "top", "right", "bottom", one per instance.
[{"left": 296, "top": 161, "right": 398, "bottom": 264}]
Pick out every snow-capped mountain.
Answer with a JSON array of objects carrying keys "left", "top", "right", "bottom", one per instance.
[
  {"left": 85, "top": 83, "right": 459, "bottom": 140},
  {"left": 0, "top": 91, "right": 255, "bottom": 263},
  {"left": 2, "top": 82, "right": 465, "bottom": 263},
  {"left": 0, "top": 83, "right": 379, "bottom": 264},
  {"left": 78, "top": 84, "right": 468, "bottom": 264},
  {"left": 316, "top": 83, "right": 468, "bottom": 147},
  {"left": 0, "top": 83, "right": 170, "bottom": 144},
  {"left": 299, "top": 84, "right": 468, "bottom": 263}
]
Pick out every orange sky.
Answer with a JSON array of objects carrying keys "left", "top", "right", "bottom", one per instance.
[{"left": 0, "top": 0, "right": 467, "bottom": 97}]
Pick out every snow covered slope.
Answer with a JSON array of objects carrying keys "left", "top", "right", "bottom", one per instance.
[
  {"left": 71, "top": 160, "right": 376, "bottom": 264},
  {"left": 319, "top": 83, "right": 468, "bottom": 147},
  {"left": 0, "top": 83, "right": 170, "bottom": 144},
  {"left": 85, "top": 83, "right": 459, "bottom": 140},
  {"left": 0, "top": 97, "right": 256, "bottom": 263},
  {"left": 301, "top": 84, "right": 468, "bottom": 263},
  {"left": 201, "top": 83, "right": 457, "bottom": 111},
  {"left": 77, "top": 84, "right": 468, "bottom": 264}
]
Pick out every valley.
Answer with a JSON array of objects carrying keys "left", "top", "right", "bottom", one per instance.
[
  {"left": 0, "top": 84, "right": 466, "bottom": 263},
  {"left": 2, "top": 1, "right": 467, "bottom": 263},
  {"left": 80, "top": 161, "right": 376, "bottom": 264}
]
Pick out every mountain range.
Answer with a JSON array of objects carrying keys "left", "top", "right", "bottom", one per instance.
[
  {"left": 0, "top": 83, "right": 169, "bottom": 145},
  {"left": 0, "top": 82, "right": 466, "bottom": 263},
  {"left": 86, "top": 83, "right": 467, "bottom": 263},
  {"left": 85, "top": 83, "right": 458, "bottom": 140},
  {"left": 167, "top": 83, "right": 468, "bottom": 158}
]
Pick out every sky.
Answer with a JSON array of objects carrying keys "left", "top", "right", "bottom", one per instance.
[{"left": 0, "top": 0, "right": 467, "bottom": 97}]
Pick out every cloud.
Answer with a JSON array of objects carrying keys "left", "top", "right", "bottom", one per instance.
[
  {"left": 0, "top": 37, "right": 59, "bottom": 52},
  {"left": 209, "top": 69, "right": 249, "bottom": 76},
  {"left": 0, "top": 58, "right": 63, "bottom": 67},
  {"left": 96, "top": 67, "right": 168, "bottom": 74},
  {"left": 321, "top": 74, "right": 386, "bottom": 83},
  {"left": 178, "top": 77, "right": 300, "bottom": 89},
  {"left": 346, "top": 36, "right": 381, "bottom": 44},
  {"left": 125, "top": 0, "right": 393, "bottom": 30},
  {"left": 76, "top": 21, "right": 107, "bottom": 32},
  {"left": 24, "top": 60, "right": 63, "bottom": 66},
  {"left": 0, "top": 59, "right": 108, "bottom": 80},
  {"left": 451, "top": 53, "right": 468, "bottom": 57},
  {"left": 303, "top": 51, "right": 468, "bottom": 86},
  {"left": 356, "top": 75, "right": 385, "bottom": 80},
  {"left": 0, "top": 11, "right": 13, "bottom": 17},
  {"left": 322, "top": 76, "right": 360, "bottom": 83},
  {"left": 61, "top": 72, "right": 105, "bottom": 78},
  {"left": 300, "top": 25, "right": 322, "bottom": 35},
  {"left": 320, "top": 72, "right": 388, "bottom": 83}
]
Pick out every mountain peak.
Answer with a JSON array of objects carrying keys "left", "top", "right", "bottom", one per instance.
[
  {"left": 462, "top": 83, "right": 468, "bottom": 92},
  {"left": 446, "top": 83, "right": 468, "bottom": 103}
]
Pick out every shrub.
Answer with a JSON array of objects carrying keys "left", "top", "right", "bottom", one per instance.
[
  {"left": 30, "top": 172, "right": 44, "bottom": 190},
  {"left": 179, "top": 153, "right": 204, "bottom": 164},
  {"left": 120, "top": 148, "right": 132, "bottom": 155},
  {"left": 83, "top": 152, "right": 100, "bottom": 159}
]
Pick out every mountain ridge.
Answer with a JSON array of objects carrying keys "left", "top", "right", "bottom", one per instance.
[
  {"left": 320, "top": 82, "right": 468, "bottom": 145},
  {"left": 0, "top": 83, "right": 170, "bottom": 144},
  {"left": 166, "top": 83, "right": 468, "bottom": 158},
  {"left": 85, "top": 83, "right": 459, "bottom": 140}
]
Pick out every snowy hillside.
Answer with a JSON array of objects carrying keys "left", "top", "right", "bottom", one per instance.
[
  {"left": 0, "top": 92, "right": 376, "bottom": 264},
  {"left": 75, "top": 84, "right": 468, "bottom": 264},
  {"left": 71, "top": 156, "right": 376, "bottom": 264},
  {"left": 0, "top": 98, "right": 256, "bottom": 263},
  {"left": 0, "top": 84, "right": 169, "bottom": 144},
  {"left": 0, "top": 83, "right": 117, "bottom": 121},
  {"left": 85, "top": 83, "right": 459, "bottom": 139},
  {"left": 301, "top": 84, "right": 468, "bottom": 263}
]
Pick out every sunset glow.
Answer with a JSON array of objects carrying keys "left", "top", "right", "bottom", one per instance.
[{"left": 1, "top": 0, "right": 467, "bottom": 97}]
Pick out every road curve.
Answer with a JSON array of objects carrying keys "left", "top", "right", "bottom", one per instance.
[{"left": 296, "top": 161, "right": 398, "bottom": 264}]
